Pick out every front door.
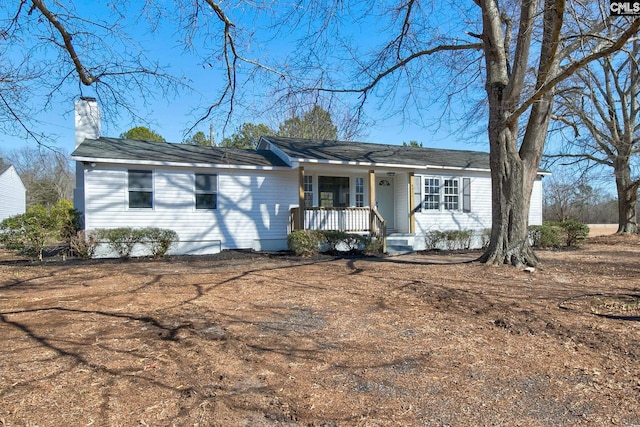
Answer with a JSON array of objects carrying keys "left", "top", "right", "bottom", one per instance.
[{"left": 376, "top": 176, "right": 395, "bottom": 230}]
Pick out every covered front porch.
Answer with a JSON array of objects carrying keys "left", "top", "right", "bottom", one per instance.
[{"left": 288, "top": 168, "right": 419, "bottom": 253}]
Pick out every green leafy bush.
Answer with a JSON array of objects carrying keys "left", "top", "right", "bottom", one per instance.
[
  {"left": 50, "top": 199, "right": 80, "bottom": 243},
  {"left": 559, "top": 221, "right": 589, "bottom": 247},
  {"left": 362, "top": 236, "right": 383, "bottom": 254},
  {"left": 529, "top": 221, "right": 588, "bottom": 248},
  {"left": 529, "top": 223, "right": 562, "bottom": 248},
  {"left": 287, "top": 230, "right": 326, "bottom": 256},
  {"left": 287, "top": 230, "right": 375, "bottom": 256},
  {"left": 97, "top": 227, "right": 145, "bottom": 259},
  {"left": 0, "top": 200, "right": 79, "bottom": 261},
  {"left": 143, "top": 227, "right": 178, "bottom": 258}
]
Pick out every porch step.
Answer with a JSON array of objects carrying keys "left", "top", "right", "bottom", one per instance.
[{"left": 385, "top": 233, "right": 416, "bottom": 255}]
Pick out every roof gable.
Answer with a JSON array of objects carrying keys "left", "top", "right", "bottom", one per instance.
[
  {"left": 259, "top": 136, "right": 491, "bottom": 170},
  {"left": 72, "top": 137, "right": 289, "bottom": 168},
  {"left": 0, "top": 162, "right": 11, "bottom": 175}
]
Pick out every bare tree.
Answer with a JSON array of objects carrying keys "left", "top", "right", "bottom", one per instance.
[
  {"left": 263, "top": 2, "right": 639, "bottom": 266},
  {"left": 552, "top": 39, "right": 640, "bottom": 233},
  {"left": 1, "top": 1, "right": 260, "bottom": 145},
  {"left": 543, "top": 172, "right": 612, "bottom": 223},
  {"left": 3, "top": 147, "right": 74, "bottom": 207}
]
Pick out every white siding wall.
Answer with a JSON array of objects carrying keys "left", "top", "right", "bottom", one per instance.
[
  {"left": 84, "top": 165, "right": 298, "bottom": 256},
  {"left": 0, "top": 167, "right": 26, "bottom": 221},
  {"left": 412, "top": 172, "right": 545, "bottom": 249},
  {"left": 414, "top": 172, "right": 492, "bottom": 232},
  {"left": 529, "top": 177, "right": 544, "bottom": 225},
  {"left": 413, "top": 172, "right": 492, "bottom": 249}
]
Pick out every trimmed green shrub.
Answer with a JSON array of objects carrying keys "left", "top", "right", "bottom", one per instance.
[
  {"left": 287, "top": 230, "right": 326, "bottom": 256},
  {"left": 287, "top": 230, "right": 375, "bottom": 256},
  {"left": 559, "top": 220, "right": 589, "bottom": 247},
  {"left": 97, "top": 227, "right": 145, "bottom": 259},
  {"left": 425, "top": 229, "right": 474, "bottom": 251},
  {"left": 143, "top": 227, "right": 178, "bottom": 258},
  {"left": 528, "top": 220, "right": 587, "bottom": 248},
  {"left": 529, "top": 223, "right": 562, "bottom": 248}
]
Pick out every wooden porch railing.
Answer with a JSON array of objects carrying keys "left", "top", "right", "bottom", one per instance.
[{"left": 290, "top": 207, "right": 386, "bottom": 249}]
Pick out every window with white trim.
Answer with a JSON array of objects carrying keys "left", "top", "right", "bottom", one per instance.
[
  {"left": 355, "top": 177, "right": 364, "bottom": 207},
  {"left": 443, "top": 179, "right": 459, "bottom": 210},
  {"left": 423, "top": 178, "right": 440, "bottom": 210},
  {"left": 195, "top": 173, "right": 217, "bottom": 209},
  {"left": 128, "top": 170, "right": 153, "bottom": 209},
  {"left": 304, "top": 175, "right": 313, "bottom": 207},
  {"left": 418, "top": 176, "right": 467, "bottom": 212}
]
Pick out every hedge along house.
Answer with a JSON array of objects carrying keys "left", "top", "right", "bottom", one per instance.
[{"left": 71, "top": 98, "right": 545, "bottom": 256}]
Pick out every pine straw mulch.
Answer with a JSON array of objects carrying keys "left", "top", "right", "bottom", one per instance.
[{"left": 1, "top": 235, "right": 639, "bottom": 426}]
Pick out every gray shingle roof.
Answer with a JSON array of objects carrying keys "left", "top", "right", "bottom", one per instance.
[
  {"left": 260, "top": 136, "right": 491, "bottom": 170},
  {"left": 0, "top": 163, "right": 10, "bottom": 175},
  {"left": 72, "top": 137, "right": 289, "bottom": 167}
]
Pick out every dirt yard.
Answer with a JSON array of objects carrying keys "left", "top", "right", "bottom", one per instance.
[{"left": 1, "top": 235, "right": 639, "bottom": 426}]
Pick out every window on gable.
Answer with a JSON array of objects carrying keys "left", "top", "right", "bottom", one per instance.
[
  {"left": 195, "top": 173, "right": 217, "bottom": 209},
  {"left": 319, "top": 176, "right": 350, "bottom": 208},
  {"left": 128, "top": 170, "right": 153, "bottom": 209}
]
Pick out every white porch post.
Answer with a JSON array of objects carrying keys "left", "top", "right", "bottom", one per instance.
[
  {"left": 298, "top": 167, "right": 305, "bottom": 230},
  {"left": 409, "top": 171, "right": 415, "bottom": 233},
  {"left": 368, "top": 169, "right": 376, "bottom": 232}
]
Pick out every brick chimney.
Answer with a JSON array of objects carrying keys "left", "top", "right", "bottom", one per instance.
[{"left": 75, "top": 97, "right": 101, "bottom": 147}]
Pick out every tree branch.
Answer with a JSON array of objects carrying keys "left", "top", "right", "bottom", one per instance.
[
  {"left": 309, "top": 43, "right": 483, "bottom": 97},
  {"left": 510, "top": 18, "right": 640, "bottom": 123},
  {"left": 31, "top": 0, "right": 97, "bottom": 86}
]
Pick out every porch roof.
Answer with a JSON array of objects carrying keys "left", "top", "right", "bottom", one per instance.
[
  {"left": 259, "top": 136, "right": 491, "bottom": 171},
  {"left": 72, "top": 137, "right": 290, "bottom": 168}
]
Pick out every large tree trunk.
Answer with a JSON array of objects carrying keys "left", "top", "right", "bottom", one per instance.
[
  {"left": 476, "top": 0, "right": 561, "bottom": 267},
  {"left": 479, "top": 126, "right": 539, "bottom": 267},
  {"left": 614, "top": 158, "right": 638, "bottom": 233},
  {"left": 477, "top": 84, "right": 545, "bottom": 267},
  {"left": 479, "top": 93, "right": 554, "bottom": 267}
]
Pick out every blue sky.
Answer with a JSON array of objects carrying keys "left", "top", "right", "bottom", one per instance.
[{"left": 1, "top": 1, "right": 491, "bottom": 156}]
